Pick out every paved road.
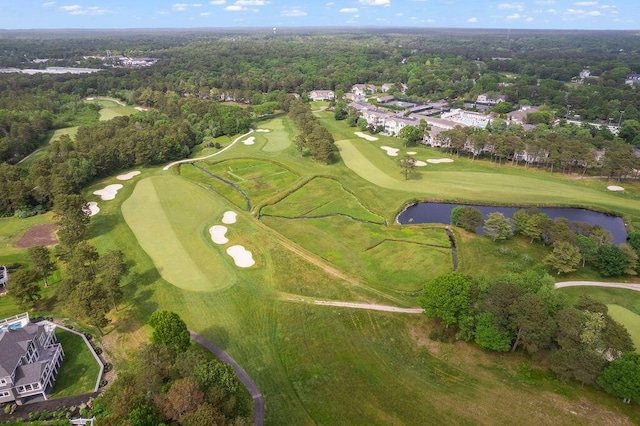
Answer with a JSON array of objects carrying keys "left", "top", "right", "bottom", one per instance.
[
  {"left": 163, "top": 129, "right": 253, "bottom": 170},
  {"left": 189, "top": 330, "right": 264, "bottom": 426},
  {"left": 555, "top": 281, "right": 640, "bottom": 292}
]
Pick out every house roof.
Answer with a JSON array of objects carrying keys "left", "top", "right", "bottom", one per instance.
[{"left": 0, "top": 324, "right": 41, "bottom": 377}]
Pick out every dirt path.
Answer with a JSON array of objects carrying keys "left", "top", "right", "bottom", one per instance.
[
  {"left": 189, "top": 330, "right": 264, "bottom": 426},
  {"left": 283, "top": 295, "right": 423, "bottom": 313},
  {"left": 163, "top": 129, "right": 253, "bottom": 170},
  {"left": 555, "top": 281, "right": 640, "bottom": 292}
]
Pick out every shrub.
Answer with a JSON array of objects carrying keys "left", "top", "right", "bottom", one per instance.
[{"left": 103, "top": 362, "right": 113, "bottom": 373}]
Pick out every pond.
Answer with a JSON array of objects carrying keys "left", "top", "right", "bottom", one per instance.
[{"left": 397, "top": 202, "right": 628, "bottom": 244}]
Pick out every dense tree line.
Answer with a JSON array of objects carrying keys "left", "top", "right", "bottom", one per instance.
[
  {"left": 419, "top": 271, "right": 637, "bottom": 401},
  {"left": 283, "top": 96, "right": 336, "bottom": 164},
  {"left": 90, "top": 310, "right": 251, "bottom": 425}
]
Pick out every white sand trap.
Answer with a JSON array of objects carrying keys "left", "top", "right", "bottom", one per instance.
[
  {"left": 116, "top": 170, "right": 141, "bottom": 181},
  {"left": 222, "top": 211, "right": 237, "bottom": 224},
  {"left": 243, "top": 136, "right": 255, "bottom": 145},
  {"left": 256, "top": 129, "right": 270, "bottom": 133},
  {"left": 415, "top": 160, "right": 427, "bottom": 167},
  {"left": 84, "top": 202, "right": 100, "bottom": 216},
  {"left": 209, "top": 225, "right": 229, "bottom": 245},
  {"left": 406, "top": 151, "right": 417, "bottom": 155},
  {"left": 86, "top": 97, "right": 94, "bottom": 101},
  {"left": 134, "top": 106, "right": 149, "bottom": 111},
  {"left": 426, "top": 158, "right": 454, "bottom": 164},
  {"left": 93, "top": 184, "right": 124, "bottom": 201},
  {"left": 226, "top": 245, "right": 255, "bottom": 268},
  {"left": 607, "top": 185, "right": 624, "bottom": 191},
  {"left": 355, "top": 131, "right": 379, "bottom": 141},
  {"left": 380, "top": 146, "right": 399, "bottom": 156}
]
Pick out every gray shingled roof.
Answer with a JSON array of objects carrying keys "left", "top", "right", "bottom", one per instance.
[{"left": 0, "top": 324, "right": 41, "bottom": 377}]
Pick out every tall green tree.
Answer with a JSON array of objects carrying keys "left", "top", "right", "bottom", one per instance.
[
  {"left": 544, "top": 241, "right": 581, "bottom": 274},
  {"left": 9, "top": 269, "right": 42, "bottom": 309},
  {"left": 593, "top": 245, "right": 628, "bottom": 277},
  {"left": 27, "top": 245, "right": 55, "bottom": 287},
  {"left": 148, "top": 310, "right": 191, "bottom": 353},
  {"left": 419, "top": 273, "right": 474, "bottom": 332},
  {"left": 483, "top": 212, "right": 512, "bottom": 241},
  {"left": 397, "top": 155, "right": 416, "bottom": 180},
  {"left": 398, "top": 125, "right": 423, "bottom": 147},
  {"left": 597, "top": 353, "right": 640, "bottom": 404}
]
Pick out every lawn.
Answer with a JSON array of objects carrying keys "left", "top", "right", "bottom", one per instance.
[
  {"left": 256, "top": 116, "right": 293, "bottom": 152},
  {"left": 607, "top": 304, "right": 640, "bottom": 351},
  {"left": 50, "top": 329, "right": 101, "bottom": 398}
]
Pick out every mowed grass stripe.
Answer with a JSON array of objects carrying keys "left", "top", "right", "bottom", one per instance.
[{"left": 122, "top": 175, "right": 233, "bottom": 292}]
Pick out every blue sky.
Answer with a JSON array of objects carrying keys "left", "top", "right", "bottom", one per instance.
[{"left": 1, "top": 0, "right": 637, "bottom": 30}]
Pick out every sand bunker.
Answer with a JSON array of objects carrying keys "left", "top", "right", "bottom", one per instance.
[
  {"left": 84, "top": 202, "right": 100, "bottom": 216},
  {"left": 134, "top": 106, "right": 149, "bottom": 111},
  {"left": 426, "top": 158, "right": 454, "bottom": 164},
  {"left": 86, "top": 97, "right": 94, "bottom": 101},
  {"left": 380, "top": 146, "right": 400, "bottom": 156},
  {"left": 414, "top": 160, "right": 427, "bottom": 167},
  {"left": 355, "top": 131, "right": 379, "bottom": 141},
  {"left": 607, "top": 185, "right": 624, "bottom": 191},
  {"left": 256, "top": 129, "right": 270, "bottom": 133},
  {"left": 226, "top": 245, "right": 255, "bottom": 268},
  {"left": 222, "top": 211, "right": 237, "bottom": 224},
  {"left": 243, "top": 136, "right": 256, "bottom": 145},
  {"left": 93, "top": 184, "right": 124, "bottom": 201},
  {"left": 209, "top": 225, "right": 229, "bottom": 245},
  {"left": 116, "top": 171, "right": 141, "bottom": 181},
  {"left": 406, "top": 151, "right": 417, "bottom": 155}
]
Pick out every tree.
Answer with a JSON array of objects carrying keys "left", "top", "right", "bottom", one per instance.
[
  {"left": 544, "top": 241, "right": 581, "bottom": 274},
  {"left": 156, "top": 377, "right": 204, "bottom": 422},
  {"left": 398, "top": 125, "right": 423, "bottom": 147},
  {"left": 509, "top": 293, "right": 556, "bottom": 354},
  {"left": 457, "top": 207, "right": 484, "bottom": 233},
  {"left": 27, "top": 245, "right": 55, "bottom": 287},
  {"left": 148, "top": 310, "right": 191, "bottom": 353},
  {"left": 474, "top": 312, "right": 512, "bottom": 352},
  {"left": 597, "top": 352, "right": 640, "bottom": 404},
  {"left": 53, "top": 194, "right": 90, "bottom": 255},
  {"left": 9, "top": 269, "right": 42, "bottom": 308},
  {"left": 483, "top": 212, "right": 512, "bottom": 241},
  {"left": 576, "top": 235, "right": 598, "bottom": 267},
  {"left": 522, "top": 213, "right": 547, "bottom": 243},
  {"left": 397, "top": 155, "right": 416, "bottom": 180},
  {"left": 97, "top": 250, "right": 128, "bottom": 311},
  {"left": 593, "top": 245, "right": 628, "bottom": 277},
  {"left": 69, "top": 280, "right": 111, "bottom": 336},
  {"left": 419, "top": 273, "right": 473, "bottom": 331}
]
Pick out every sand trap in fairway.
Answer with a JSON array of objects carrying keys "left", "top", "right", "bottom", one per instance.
[
  {"left": 406, "top": 151, "right": 417, "bottom": 155},
  {"left": 227, "top": 245, "right": 255, "bottom": 268},
  {"left": 84, "top": 202, "right": 100, "bottom": 216},
  {"left": 381, "top": 146, "right": 399, "bottom": 156},
  {"left": 222, "top": 211, "right": 237, "bottom": 224},
  {"left": 355, "top": 131, "right": 379, "bottom": 141},
  {"left": 415, "top": 160, "right": 427, "bottom": 167},
  {"left": 243, "top": 136, "right": 255, "bottom": 145},
  {"left": 86, "top": 97, "right": 94, "bottom": 101},
  {"left": 134, "top": 106, "right": 149, "bottom": 111},
  {"left": 93, "top": 184, "right": 124, "bottom": 200},
  {"left": 607, "top": 185, "right": 624, "bottom": 191},
  {"left": 426, "top": 158, "right": 454, "bottom": 164},
  {"left": 209, "top": 225, "right": 229, "bottom": 245},
  {"left": 116, "top": 171, "right": 141, "bottom": 181},
  {"left": 256, "top": 129, "right": 270, "bottom": 133}
]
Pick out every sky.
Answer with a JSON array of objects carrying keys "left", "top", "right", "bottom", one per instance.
[{"left": 0, "top": 0, "right": 638, "bottom": 30}]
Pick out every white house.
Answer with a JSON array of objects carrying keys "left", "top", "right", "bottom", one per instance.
[
  {"left": 476, "top": 94, "right": 506, "bottom": 105},
  {"left": 625, "top": 74, "right": 640, "bottom": 85},
  {"left": 309, "top": 90, "right": 335, "bottom": 101},
  {"left": 0, "top": 266, "right": 7, "bottom": 292},
  {"left": 0, "top": 313, "right": 64, "bottom": 405},
  {"left": 351, "top": 84, "right": 377, "bottom": 97}
]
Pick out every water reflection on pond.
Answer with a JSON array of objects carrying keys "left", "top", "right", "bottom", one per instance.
[{"left": 397, "top": 202, "right": 627, "bottom": 244}]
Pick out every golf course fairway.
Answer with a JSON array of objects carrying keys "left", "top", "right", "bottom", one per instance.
[{"left": 122, "top": 175, "right": 235, "bottom": 292}]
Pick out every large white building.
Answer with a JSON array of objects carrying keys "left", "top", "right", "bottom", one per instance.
[{"left": 0, "top": 313, "right": 64, "bottom": 405}]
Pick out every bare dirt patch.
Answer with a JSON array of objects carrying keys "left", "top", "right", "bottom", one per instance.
[{"left": 16, "top": 224, "right": 57, "bottom": 248}]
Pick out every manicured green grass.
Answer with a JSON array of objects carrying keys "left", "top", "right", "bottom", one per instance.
[
  {"left": 121, "top": 175, "right": 235, "bottom": 292},
  {"left": 261, "top": 176, "right": 385, "bottom": 223},
  {"left": 0, "top": 213, "right": 54, "bottom": 263},
  {"left": 256, "top": 117, "right": 292, "bottom": 152},
  {"left": 85, "top": 98, "right": 138, "bottom": 121},
  {"left": 607, "top": 304, "right": 640, "bottom": 351},
  {"left": 50, "top": 329, "right": 101, "bottom": 398}
]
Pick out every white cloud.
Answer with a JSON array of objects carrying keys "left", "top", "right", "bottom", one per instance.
[
  {"left": 586, "top": 10, "right": 601, "bottom": 15},
  {"left": 525, "top": 16, "right": 534, "bottom": 21},
  {"left": 42, "top": 2, "right": 56, "bottom": 7},
  {"left": 506, "top": 13, "right": 521, "bottom": 19},
  {"left": 60, "top": 5, "right": 82, "bottom": 11},
  {"left": 235, "top": 0, "right": 264, "bottom": 5},
  {"left": 563, "top": 8, "right": 603, "bottom": 19},
  {"left": 209, "top": 0, "right": 226, "bottom": 4},
  {"left": 200, "top": 11, "right": 211, "bottom": 15},
  {"left": 534, "top": 0, "right": 554, "bottom": 4},
  {"left": 172, "top": 3, "right": 189, "bottom": 11},
  {"left": 157, "top": 11, "right": 170, "bottom": 15},
  {"left": 60, "top": 4, "right": 111, "bottom": 15},
  {"left": 467, "top": 16, "right": 478, "bottom": 22},
  {"left": 498, "top": 3, "right": 525, "bottom": 11},
  {"left": 226, "top": 5, "right": 245, "bottom": 10},
  {"left": 282, "top": 8, "right": 307, "bottom": 16},
  {"left": 574, "top": 1, "right": 597, "bottom": 5},
  {"left": 339, "top": 7, "right": 358, "bottom": 12},
  {"left": 192, "top": 3, "right": 202, "bottom": 7},
  {"left": 325, "top": 1, "right": 334, "bottom": 5},
  {"left": 359, "top": 0, "right": 391, "bottom": 6}
]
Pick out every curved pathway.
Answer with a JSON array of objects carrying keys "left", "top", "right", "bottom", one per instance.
[
  {"left": 555, "top": 281, "right": 640, "bottom": 292},
  {"left": 189, "top": 330, "right": 264, "bottom": 426},
  {"left": 163, "top": 129, "right": 253, "bottom": 170}
]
